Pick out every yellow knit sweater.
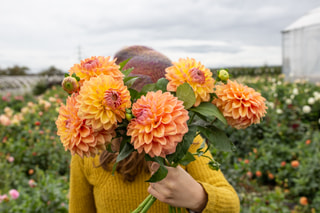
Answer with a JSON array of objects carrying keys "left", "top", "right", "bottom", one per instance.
[{"left": 69, "top": 137, "right": 240, "bottom": 213}]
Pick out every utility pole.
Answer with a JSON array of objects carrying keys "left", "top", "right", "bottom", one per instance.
[{"left": 78, "top": 45, "right": 82, "bottom": 61}]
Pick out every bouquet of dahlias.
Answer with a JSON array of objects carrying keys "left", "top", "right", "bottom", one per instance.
[{"left": 55, "top": 55, "right": 267, "bottom": 212}]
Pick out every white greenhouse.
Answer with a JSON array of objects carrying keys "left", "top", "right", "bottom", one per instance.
[{"left": 282, "top": 6, "right": 320, "bottom": 82}]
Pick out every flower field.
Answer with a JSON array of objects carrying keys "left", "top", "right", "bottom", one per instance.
[{"left": 1, "top": 74, "right": 319, "bottom": 212}]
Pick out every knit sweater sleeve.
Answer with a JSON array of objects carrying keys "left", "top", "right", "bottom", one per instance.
[
  {"left": 187, "top": 136, "right": 240, "bottom": 213},
  {"left": 69, "top": 155, "right": 96, "bottom": 213}
]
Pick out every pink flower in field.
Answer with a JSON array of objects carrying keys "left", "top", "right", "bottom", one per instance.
[
  {"left": 0, "top": 115, "right": 11, "bottom": 126},
  {"left": 2, "top": 96, "right": 8, "bottom": 102},
  {"left": 28, "top": 179, "right": 36, "bottom": 188},
  {"left": 0, "top": 194, "right": 9, "bottom": 202},
  {"left": 7, "top": 156, "right": 14, "bottom": 163},
  {"left": 9, "top": 189, "right": 19, "bottom": 200},
  {"left": 14, "top": 96, "right": 24, "bottom": 101}
]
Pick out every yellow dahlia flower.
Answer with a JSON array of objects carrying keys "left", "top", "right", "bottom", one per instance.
[
  {"left": 127, "top": 91, "right": 189, "bottom": 157},
  {"left": 212, "top": 80, "right": 267, "bottom": 129},
  {"left": 68, "top": 56, "right": 124, "bottom": 86},
  {"left": 76, "top": 75, "right": 131, "bottom": 131},
  {"left": 55, "top": 94, "right": 115, "bottom": 158},
  {"left": 165, "top": 58, "right": 215, "bottom": 107}
]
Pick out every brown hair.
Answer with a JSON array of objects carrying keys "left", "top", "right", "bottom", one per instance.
[{"left": 98, "top": 139, "right": 150, "bottom": 182}]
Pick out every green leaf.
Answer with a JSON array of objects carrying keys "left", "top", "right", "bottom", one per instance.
[
  {"left": 179, "top": 152, "right": 196, "bottom": 166},
  {"left": 208, "top": 159, "right": 220, "bottom": 171},
  {"left": 155, "top": 78, "right": 169, "bottom": 92},
  {"left": 111, "top": 162, "right": 118, "bottom": 175},
  {"left": 166, "top": 125, "right": 197, "bottom": 164},
  {"left": 64, "top": 73, "right": 69, "bottom": 77},
  {"left": 145, "top": 164, "right": 168, "bottom": 183},
  {"left": 190, "top": 102, "right": 227, "bottom": 125},
  {"left": 129, "top": 88, "right": 141, "bottom": 101},
  {"left": 122, "top": 67, "right": 134, "bottom": 77},
  {"left": 106, "top": 144, "right": 116, "bottom": 153},
  {"left": 124, "top": 76, "right": 139, "bottom": 88},
  {"left": 119, "top": 58, "right": 131, "bottom": 71},
  {"left": 176, "top": 83, "right": 196, "bottom": 109},
  {"left": 140, "top": 83, "right": 156, "bottom": 94},
  {"left": 196, "top": 125, "right": 232, "bottom": 152},
  {"left": 116, "top": 141, "right": 134, "bottom": 163}
]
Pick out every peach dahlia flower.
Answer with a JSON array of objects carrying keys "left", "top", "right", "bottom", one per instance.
[
  {"left": 127, "top": 91, "right": 189, "bottom": 157},
  {"left": 76, "top": 75, "right": 131, "bottom": 131},
  {"left": 165, "top": 58, "right": 215, "bottom": 107},
  {"left": 56, "top": 94, "right": 114, "bottom": 158},
  {"left": 68, "top": 56, "right": 124, "bottom": 86},
  {"left": 212, "top": 80, "right": 267, "bottom": 129}
]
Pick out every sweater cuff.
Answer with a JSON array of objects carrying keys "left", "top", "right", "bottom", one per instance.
[
  {"left": 198, "top": 181, "right": 240, "bottom": 213},
  {"left": 197, "top": 182, "right": 215, "bottom": 213}
]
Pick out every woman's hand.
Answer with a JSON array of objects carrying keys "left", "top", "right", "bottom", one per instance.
[{"left": 148, "top": 162, "right": 208, "bottom": 212}]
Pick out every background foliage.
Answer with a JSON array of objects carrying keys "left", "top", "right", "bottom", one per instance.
[{"left": 0, "top": 70, "right": 319, "bottom": 213}]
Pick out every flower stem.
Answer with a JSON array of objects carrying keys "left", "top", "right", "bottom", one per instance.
[
  {"left": 188, "top": 112, "right": 196, "bottom": 125},
  {"left": 140, "top": 195, "right": 157, "bottom": 213},
  {"left": 177, "top": 207, "right": 182, "bottom": 213},
  {"left": 131, "top": 194, "right": 153, "bottom": 213}
]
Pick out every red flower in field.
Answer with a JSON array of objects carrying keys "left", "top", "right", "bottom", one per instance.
[
  {"left": 212, "top": 80, "right": 267, "bottom": 129},
  {"left": 291, "top": 160, "right": 300, "bottom": 168},
  {"left": 268, "top": 173, "right": 274, "bottom": 180},
  {"left": 299, "top": 196, "right": 308, "bottom": 206},
  {"left": 281, "top": 161, "right": 286, "bottom": 167},
  {"left": 255, "top": 171, "right": 262, "bottom": 177},
  {"left": 244, "top": 159, "right": 250, "bottom": 164},
  {"left": 292, "top": 123, "right": 299, "bottom": 129},
  {"left": 305, "top": 139, "right": 311, "bottom": 145},
  {"left": 34, "top": 121, "right": 41, "bottom": 126},
  {"left": 56, "top": 94, "right": 115, "bottom": 158},
  {"left": 127, "top": 91, "right": 189, "bottom": 157},
  {"left": 28, "top": 169, "right": 34, "bottom": 175}
]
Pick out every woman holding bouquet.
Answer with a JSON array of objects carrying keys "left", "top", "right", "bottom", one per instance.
[
  {"left": 66, "top": 46, "right": 240, "bottom": 213},
  {"left": 69, "top": 136, "right": 240, "bottom": 213}
]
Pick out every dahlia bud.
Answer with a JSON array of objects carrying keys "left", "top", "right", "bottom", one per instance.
[
  {"left": 125, "top": 113, "right": 132, "bottom": 121},
  {"left": 62, "top": 76, "right": 80, "bottom": 94},
  {"left": 218, "top": 69, "right": 229, "bottom": 81},
  {"left": 125, "top": 109, "right": 132, "bottom": 121}
]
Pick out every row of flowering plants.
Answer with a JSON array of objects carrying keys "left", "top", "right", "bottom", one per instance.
[
  {"left": 213, "top": 75, "right": 320, "bottom": 212},
  {"left": 0, "top": 87, "right": 70, "bottom": 212},
  {"left": 1, "top": 67, "right": 319, "bottom": 212},
  {"left": 54, "top": 56, "right": 267, "bottom": 212}
]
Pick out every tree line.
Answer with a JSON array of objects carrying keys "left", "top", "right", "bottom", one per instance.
[{"left": 0, "top": 65, "right": 64, "bottom": 76}]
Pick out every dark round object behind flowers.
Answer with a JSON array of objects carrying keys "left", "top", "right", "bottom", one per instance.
[{"left": 114, "top": 45, "right": 172, "bottom": 91}]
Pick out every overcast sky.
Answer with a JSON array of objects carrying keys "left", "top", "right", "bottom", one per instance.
[{"left": 0, "top": 0, "right": 319, "bottom": 73}]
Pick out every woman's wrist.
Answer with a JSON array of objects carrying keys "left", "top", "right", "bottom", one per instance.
[{"left": 189, "top": 182, "right": 208, "bottom": 212}]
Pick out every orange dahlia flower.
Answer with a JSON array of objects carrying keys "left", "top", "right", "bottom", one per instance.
[
  {"left": 68, "top": 56, "right": 124, "bottom": 86},
  {"left": 56, "top": 94, "right": 114, "bottom": 158},
  {"left": 127, "top": 91, "right": 189, "bottom": 157},
  {"left": 165, "top": 58, "right": 215, "bottom": 107},
  {"left": 76, "top": 75, "right": 131, "bottom": 131},
  {"left": 212, "top": 80, "right": 267, "bottom": 129}
]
